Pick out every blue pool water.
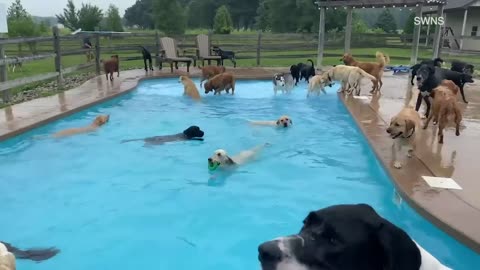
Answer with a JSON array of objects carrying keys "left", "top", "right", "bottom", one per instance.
[{"left": 0, "top": 78, "right": 478, "bottom": 269}]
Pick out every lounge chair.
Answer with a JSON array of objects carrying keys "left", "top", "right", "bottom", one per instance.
[
  {"left": 195, "top": 34, "right": 222, "bottom": 67},
  {"left": 159, "top": 37, "right": 193, "bottom": 73}
]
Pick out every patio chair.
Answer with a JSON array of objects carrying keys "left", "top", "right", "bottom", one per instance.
[
  {"left": 195, "top": 34, "right": 222, "bottom": 67},
  {"left": 159, "top": 37, "right": 194, "bottom": 73}
]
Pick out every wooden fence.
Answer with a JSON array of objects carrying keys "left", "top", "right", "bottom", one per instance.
[{"left": 1, "top": 28, "right": 480, "bottom": 103}]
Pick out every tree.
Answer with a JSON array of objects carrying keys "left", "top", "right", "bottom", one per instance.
[
  {"left": 7, "top": 0, "right": 38, "bottom": 38},
  {"left": 403, "top": 12, "right": 415, "bottom": 34},
  {"left": 186, "top": 0, "right": 216, "bottom": 29},
  {"left": 213, "top": 5, "right": 233, "bottom": 34},
  {"left": 77, "top": 4, "right": 103, "bottom": 31},
  {"left": 56, "top": 0, "right": 79, "bottom": 31},
  {"left": 352, "top": 17, "right": 369, "bottom": 33},
  {"left": 255, "top": 0, "right": 270, "bottom": 31},
  {"left": 375, "top": 9, "right": 397, "bottom": 33},
  {"left": 152, "top": 0, "right": 186, "bottom": 35},
  {"left": 124, "top": 0, "right": 154, "bottom": 29},
  {"left": 105, "top": 5, "right": 123, "bottom": 32}
]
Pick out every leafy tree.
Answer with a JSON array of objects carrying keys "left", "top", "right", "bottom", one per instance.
[
  {"left": 104, "top": 5, "right": 123, "bottom": 32},
  {"left": 56, "top": 0, "right": 79, "bottom": 31},
  {"left": 255, "top": 0, "right": 270, "bottom": 31},
  {"left": 7, "top": 0, "right": 28, "bottom": 19},
  {"left": 186, "top": 0, "right": 216, "bottom": 29},
  {"left": 7, "top": 0, "right": 38, "bottom": 37},
  {"left": 152, "top": 0, "right": 186, "bottom": 35},
  {"left": 213, "top": 5, "right": 233, "bottom": 34},
  {"left": 77, "top": 4, "right": 103, "bottom": 31},
  {"left": 124, "top": 0, "right": 154, "bottom": 29},
  {"left": 375, "top": 9, "right": 397, "bottom": 33},
  {"left": 403, "top": 12, "right": 415, "bottom": 34},
  {"left": 352, "top": 17, "right": 369, "bottom": 33}
]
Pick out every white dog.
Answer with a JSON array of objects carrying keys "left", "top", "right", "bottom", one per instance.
[
  {"left": 307, "top": 74, "right": 328, "bottom": 97},
  {"left": 0, "top": 242, "right": 15, "bottom": 270},
  {"left": 273, "top": 73, "right": 294, "bottom": 95},
  {"left": 208, "top": 143, "right": 269, "bottom": 169},
  {"left": 249, "top": 115, "right": 292, "bottom": 128},
  {"left": 322, "top": 65, "right": 376, "bottom": 96}
]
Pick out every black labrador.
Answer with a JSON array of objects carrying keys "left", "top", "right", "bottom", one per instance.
[
  {"left": 410, "top": 57, "right": 443, "bottom": 85},
  {"left": 451, "top": 60, "right": 474, "bottom": 75},
  {"left": 121, "top": 126, "right": 204, "bottom": 145},
  {"left": 258, "top": 204, "right": 450, "bottom": 270},
  {"left": 290, "top": 63, "right": 304, "bottom": 86},
  {"left": 0, "top": 241, "right": 60, "bottom": 262},
  {"left": 140, "top": 46, "right": 153, "bottom": 72},
  {"left": 415, "top": 64, "right": 441, "bottom": 118},
  {"left": 300, "top": 59, "right": 316, "bottom": 83},
  {"left": 212, "top": 46, "right": 237, "bottom": 68},
  {"left": 437, "top": 67, "right": 474, "bottom": 103}
]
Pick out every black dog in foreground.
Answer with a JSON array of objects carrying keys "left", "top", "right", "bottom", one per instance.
[
  {"left": 0, "top": 241, "right": 60, "bottom": 262},
  {"left": 290, "top": 59, "right": 315, "bottom": 85},
  {"left": 451, "top": 59, "right": 474, "bottom": 75},
  {"left": 258, "top": 204, "right": 450, "bottom": 270},
  {"left": 212, "top": 46, "right": 236, "bottom": 68},
  {"left": 140, "top": 46, "right": 153, "bottom": 72},
  {"left": 121, "top": 126, "right": 204, "bottom": 145},
  {"left": 414, "top": 64, "right": 440, "bottom": 118},
  {"left": 410, "top": 57, "right": 443, "bottom": 85}
]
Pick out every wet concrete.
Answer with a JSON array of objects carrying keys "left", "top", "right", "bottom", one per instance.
[{"left": 0, "top": 67, "right": 479, "bottom": 253}]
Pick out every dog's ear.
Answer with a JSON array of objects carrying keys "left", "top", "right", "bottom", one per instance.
[
  {"left": 428, "top": 65, "right": 435, "bottom": 74},
  {"left": 289, "top": 119, "right": 293, "bottom": 124},
  {"left": 405, "top": 119, "right": 415, "bottom": 134},
  {"left": 302, "top": 211, "right": 321, "bottom": 229},
  {"left": 276, "top": 120, "right": 280, "bottom": 125},
  {"left": 226, "top": 156, "right": 235, "bottom": 165}
]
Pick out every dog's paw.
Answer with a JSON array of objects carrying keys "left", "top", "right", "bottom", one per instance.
[
  {"left": 421, "top": 115, "right": 427, "bottom": 119},
  {"left": 456, "top": 130, "right": 460, "bottom": 136},
  {"left": 393, "top": 161, "right": 403, "bottom": 169}
]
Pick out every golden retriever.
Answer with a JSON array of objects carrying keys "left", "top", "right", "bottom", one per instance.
[
  {"left": 179, "top": 75, "right": 201, "bottom": 100},
  {"left": 322, "top": 65, "right": 377, "bottom": 96},
  {"left": 386, "top": 107, "right": 421, "bottom": 169},
  {"left": 0, "top": 242, "right": 15, "bottom": 270},
  {"left": 204, "top": 72, "right": 236, "bottom": 95},
  {"left": 52, "top": 115, "right": 110, "bottom": 138},
  {"left": 423, "top": 81, "right": 462, "bottom": 144},
  {"left": 307, "top": 75, "right": 327, "bottom": 97},
  {"left": 199, "top": 65, "right": 226, "bottom": 86},
  {"left": 249, "top": 115, "right": 293, "bottom": 128},
  {"left": 341, "top": 51, "right": 390, "bottom": 93},
  {"left": 208, "top": 143, "right": 268, "bottom": 169},
  {"left": 103, "top": 55, "right": 119, "bottom": 81}
]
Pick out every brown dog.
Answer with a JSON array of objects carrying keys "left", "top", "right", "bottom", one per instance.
[
  {"left": 386, "top": 107, "right": 420, "bottom": 169},
  {"left": 179, "top": 75, "right": 201, "bottom": 100},
  {"left": 199, "top": 66, "right": 226, "bottom": 86},
  {"left": 423, "top": 81, "right": 462, "bottom": 144},
  {"left": 204, "top": 72, "right": 235, "bottom": 95},
  {"left": 52, "top": 115, "right": 110, "bottom": 138},
  {"left": 341, "top": 51, "right": 390, "bottom": 94},
  {"left": 103, "top": 55, "right": 119, "bottom": 81}
]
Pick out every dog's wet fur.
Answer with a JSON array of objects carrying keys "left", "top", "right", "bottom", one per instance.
[
  {"left": 121, "top": 126, "right": 204, "bottom": 145},
  {"left": 0, "top": 241, "right": 60, "bottom": 262}
]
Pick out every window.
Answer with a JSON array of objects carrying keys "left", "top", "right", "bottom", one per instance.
[{"left": 471, "top": 26, "right": 478, "bottom": 36}]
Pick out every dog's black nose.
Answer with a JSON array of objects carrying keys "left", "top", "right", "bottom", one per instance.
[
  {"left": 258, "top": 241, "right": 282, "bottom": 262},
  {"left": 208, "top": 158, "right": 212, "bottom": 162},
  {"left": 416, "top": 77, "right": 422, "bottom": 81}
]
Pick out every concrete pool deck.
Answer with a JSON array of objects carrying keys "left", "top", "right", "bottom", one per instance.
[{"left": 0, "top": 67, "right": 479, "bottom": 253}]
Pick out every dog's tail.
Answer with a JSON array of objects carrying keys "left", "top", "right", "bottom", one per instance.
[
  {"left": 375, "top": 51, "right": 390, "bottom": 67},
  {"left": 1, "top": 241, "right": 60, "bottom": 262},
  {"left": 307, "top": 59, "right": 315, "bottom": 69},
  {"left": 357, "top": 68, "right": 377, "bottom": 82}
]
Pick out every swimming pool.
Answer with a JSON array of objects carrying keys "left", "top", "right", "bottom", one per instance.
[{"left": 0, "top": 78, "right": 478, "bottom": 269}]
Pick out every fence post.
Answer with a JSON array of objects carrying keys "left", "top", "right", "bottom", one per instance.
[
  {"left": 256, "top": 31, "right": 262, "bottom": 66},
  {"left": 94, "top": 28, "right": 101, "bottom": 75},
  {"left": 0, "top": 42, "right": 9, "bottom": 103},
  {"left": 52, "top": 26, "right": 64, "bottom": 88},
  {"left": 155, "top": 31, "right": 160, "bottom": 67}
]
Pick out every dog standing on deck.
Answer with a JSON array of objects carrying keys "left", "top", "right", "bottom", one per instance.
[
  {"left": 322, "top": 65, "right": 376, "bottom": 96},
  {"left": 140, "top": 46, "right": 153, "bottom": 72},
  {"left": 103, "top": 55, "right": 120, "bottom": 81},
  {"left": 341, "top": 51, "right": 389, "bottom": 93},
  {"left": 386, "top": 107, "right": 421, "bottom": 169},
  {"left": 212, "top": 46, "right": 237, "bottom": 68},
  {"left": 273, "top": 73, "right": 294, "bottom": 95}
]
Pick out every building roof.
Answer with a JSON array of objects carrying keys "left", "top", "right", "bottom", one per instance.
[
  {"left": 423, "top": 0, "right": 479, "bottom": 13},
  {"left": 315, "top": 0, "right": 446, "bottom": 8}
]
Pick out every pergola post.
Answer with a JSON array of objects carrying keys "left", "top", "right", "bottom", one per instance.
[
  {"left": 425, "top": 16, "right": 431, "bottom": 47},
  {"left": 432, "top": 5, "right": 445, "bottom": 58},
  {"left": 316, "top": 7, "right": 326, "bottom": 69},
  {"left": 460, "top": 9, "right": 468, "bottom": 50},
  {"left": 344, "top": 7, "right": 353, "bottom": 53},
  {"left": 410, "top": 4, "right": 423, "bottom": 65}
]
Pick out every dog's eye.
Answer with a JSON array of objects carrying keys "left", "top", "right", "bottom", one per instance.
[
  {"left": 394, "top": 123, "right": 400, "bottom": 127},
  {"left": 217, "top": 153, "right": 222, "bottom": 157}
]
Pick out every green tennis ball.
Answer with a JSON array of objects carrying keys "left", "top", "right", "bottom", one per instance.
[{"left": 208, "top": 161, "right": 220, "bottom": 171}]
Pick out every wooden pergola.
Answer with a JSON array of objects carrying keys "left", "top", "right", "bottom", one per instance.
[{"left": 314, "top": 0, "right": 447, "bottom": 68}]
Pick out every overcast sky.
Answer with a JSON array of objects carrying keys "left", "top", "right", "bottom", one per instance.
[{"left": 1, "top": 0, "right": 133, "bottom": 17}]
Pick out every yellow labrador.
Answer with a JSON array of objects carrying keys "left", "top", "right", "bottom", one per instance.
[
  {"left": 249, "top": 115, "right": 292, "bottom": 128},
  {"left": 322, "top": 65, "right": 377, "bottom": 96},
  {"left": 386, "top": 107, "right": 421, "bottom": 169},
  {"left": 0, "top": 242, "right": 15, "bottom": 270},
  {"left": 208, "top": 143, "right": 269, "bottom": 169},
  {"left": 307, "top": 75, "right": 328, "bottom": 97},
  {"left": 52, "top": 115, "right": 110, "bottom": 138}
]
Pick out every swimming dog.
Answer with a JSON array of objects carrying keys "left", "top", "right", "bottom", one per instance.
[
  {"left": 249, "top": 115, "right": 293, "bottom": 128},
  {"left": 121, "top": 126, "right": 204, "bottom": 145},
  {"left": 207, "top": 143, "right": 268, "bottom": 169},
  {"left": 52, "top": 115, "right": 110, "bottom": 138}
]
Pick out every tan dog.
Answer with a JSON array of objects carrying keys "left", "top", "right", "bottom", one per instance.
[
  {"left": 322, "top": 65, "right": 377, "bottom": 96},
  {"left": 307, "top": 75, "right": 327, "bottom": 97},
  {"left": 103, "top": 55, "right": 119, "bottom": 81},
  {"left": 208, "top": 143, "right": 268, "bottom": 169},
  {"left": 249, "top": 115, "right": 293, "bottom": 128},
  {"left": 199, "top": 66, "right": 226, "bottom": 86},
  {"left": 386, "top": 107, "right": 421, "bottom": 169},
  {"left": 179, "top": 75, "right": 201, "bottom": 100},
  {"left": 0, "top": 242, "right": 15, "bottom": 270},
  {"left": 423, "top": 82, "right": 462, "bottom": 144},
  {"left": 341, "top": 51, "right": 390, "bottom": 93},
  {"left": 52, "top": 115, "right": 110, "bottom": 138},
  {"left": 204, "top": 72, "right": 235, "bottom": 95}
]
